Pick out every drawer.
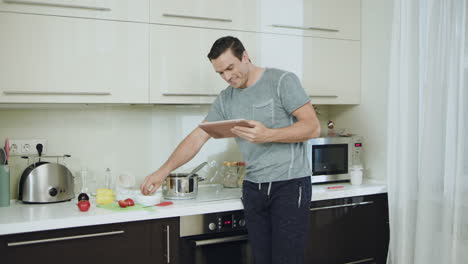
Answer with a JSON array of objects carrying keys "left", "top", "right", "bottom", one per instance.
[
  {"left": 1, "top": 221, "right": 152, "bottom": 264},
  {"left": 0, "top": 0, "right": 149, "bottom": 22}
]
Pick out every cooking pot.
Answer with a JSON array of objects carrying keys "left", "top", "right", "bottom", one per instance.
[{"left": 162, "top": 173, "right": 204, "bottom": 200}]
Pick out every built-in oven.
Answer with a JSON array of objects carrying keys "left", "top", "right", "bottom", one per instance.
[
  {"left": 307, "top": 135, "right": 364, "bottom": 183},
  {"left": 179, "top": 210, "right": 253, "bottom": 264}
]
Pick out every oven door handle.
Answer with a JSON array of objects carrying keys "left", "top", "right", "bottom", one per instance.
[{"left": 191, "top": 235, "right": 248, "bottom": 247}]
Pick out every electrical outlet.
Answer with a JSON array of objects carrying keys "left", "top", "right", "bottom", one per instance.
[{"left": 9, "top": 139, "right": 47, "bottom": 156}]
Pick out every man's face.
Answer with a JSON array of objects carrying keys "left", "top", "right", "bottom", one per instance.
[{"left": 211, "top": 49, "right": 249, "bottom": 89}]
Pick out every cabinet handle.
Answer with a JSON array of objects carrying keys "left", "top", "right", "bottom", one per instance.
[
  {"left": 271, "top": 24, "right": 339, "bottom": 32},
  {"left": 193, "top": 234, "right": 248, "bottom": 247},
  {"left": 165, "top": 225, "right": 170, "bottom": 264},
  {"left": 310, "top": 95, "right": 338, "bottom": 98},
  {"left": 7, "top": 230, "right": 124, "bottom": 247},
  {"left": 309, "top": 201, "right": 374, "bottom": 211},
  {"left": 163, "top": 13, "right": 232, "bottom": 23},
  {"left": 344, "top": 258, "right": 375, "bottom": 264},
  {"left": 3, "top": 91, "right": 112, "bottom": 96},
  {"left": 3, "top": 0, "right": 111, "bottom": 11}
]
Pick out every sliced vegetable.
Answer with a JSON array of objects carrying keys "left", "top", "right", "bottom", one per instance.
[
  {"left": 118, "top": 200, "right": 128, "bottom": 208},
  {"left": 96, "top": 188, "right": 114, "bottom": 205},
  {"left": 124, "top": 198, "right": 135, "bottom": 206}
]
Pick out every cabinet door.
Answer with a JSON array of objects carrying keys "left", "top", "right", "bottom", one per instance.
[
  {"left": 0, "top": 0, "right": 149, "bottom": 22},
  {"left": 151, "top": 217, "right": 180, "bottom": 264},
  {"left": 304, "top": 37, "right": 360, "bottom": 104},
  {"left": 150, "top": 0, "right": 258, "bottom": 32},
  {"left": 259, "top": 33, "right": 360, "bottom": 105},
  {"left": 260, "top": 0, "right": 360, "bottom": 40},
  {"left": 149, "top": 25, "right": 260, "bottom": 104},
  {"left": 0, "top": 13, "right": 149, "bottom": 103},
  {"left": 1, "top": 221, "right": 153, "bottom": 264},
  {"left": 305, "top": 194, "right": 388, "bottom": 264}
]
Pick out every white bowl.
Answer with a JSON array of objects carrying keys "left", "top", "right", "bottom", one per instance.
[{"left": 134, "top": 192, "right": 162, "bottom": 206}]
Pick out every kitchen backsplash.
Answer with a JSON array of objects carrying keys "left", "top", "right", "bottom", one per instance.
[{"left": 0, "top": 104, "right": 329, "bottom": 199}]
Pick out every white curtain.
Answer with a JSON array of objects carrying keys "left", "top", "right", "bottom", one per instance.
[{"left": 387, "top": 0, "right": 468, "bottom": 264}]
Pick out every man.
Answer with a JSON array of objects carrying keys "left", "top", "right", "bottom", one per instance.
[{"left": 141, "top": 36, "right": 320, "bottom": 264}]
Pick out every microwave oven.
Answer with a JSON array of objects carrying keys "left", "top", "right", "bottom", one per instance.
[{"left": 307, "top": 135, "right": 363, "bottom": 183}]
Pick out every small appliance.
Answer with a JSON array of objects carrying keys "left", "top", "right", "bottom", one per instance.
[
  {"left": 307, "top": 135, "right": 364, "bottom": 183},
  {"left": 18, "top": 155, "right": 74, "bottom": 204}
]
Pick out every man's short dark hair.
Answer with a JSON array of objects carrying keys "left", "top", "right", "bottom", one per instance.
[{"left": 207, "top": 36, "right": 246, "bottom": 61}]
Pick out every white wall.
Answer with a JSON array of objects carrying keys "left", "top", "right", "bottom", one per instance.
[
  {"left": 0, "top": 105, "right": 328, "bottom": 198},
  {"left": 0, "top": 104, "right": 329, "bottom": 199},
  {"left": 328, "top": 0, "right": 394, "bottom": 180},
  {"left": 0, "top": 105, "right": 243, "bottom": 198}
]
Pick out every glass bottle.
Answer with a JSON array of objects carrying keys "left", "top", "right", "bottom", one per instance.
[
  {"left": 104, "top": 168, "right": 113, "bottom": 190},
  {"left": 80, "top": 167, "right": 89, "bottom": 194}
]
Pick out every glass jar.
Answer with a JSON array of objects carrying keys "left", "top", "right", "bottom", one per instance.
[
  {"left": 350, "top": 165, "right": 363, "bottom": 185},
  {"left": 222, "top": 161, "right": 240, "bottom": 188}
]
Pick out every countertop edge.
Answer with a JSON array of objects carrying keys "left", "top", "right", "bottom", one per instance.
[{"left": 0, "top": 181, "right": 387, "bottom": 236}]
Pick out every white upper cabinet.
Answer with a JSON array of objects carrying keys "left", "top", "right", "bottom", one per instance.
[
  {"left": 150, "top": 0, "right": 259, "bottom": 32},
  {"left": 259, "top": 33, "right": 360, "bottom": 104},
  {"left": 0, "top": 0, "right": 149, "bottom": 22},
  {"left": 260, "top": 0, "right": 360, "bottom": 40},
  {"left": 303, "top": 37, "right": 360, "bottom": 104},
  {"left": 150, "top": 25, "right": 260, "bottom": 104},
  {"left": 0, "top": 13, "right": 149, "bottom": 103}
]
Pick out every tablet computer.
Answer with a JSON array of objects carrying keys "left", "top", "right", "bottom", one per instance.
[{"left": 199, "top": 119, "right": 254, "bottom": 138}]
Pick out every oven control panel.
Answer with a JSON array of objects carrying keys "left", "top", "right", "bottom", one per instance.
[
  {"left": 180, "top": 210, "right": 246, "bottom": 237},
  {"left": 205, "top": 211, "right": 246, "bottom": 233}
]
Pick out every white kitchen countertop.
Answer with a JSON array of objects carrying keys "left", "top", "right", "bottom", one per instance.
[{"left": 0, "top": 179, "right": 386, "bottom": 236}]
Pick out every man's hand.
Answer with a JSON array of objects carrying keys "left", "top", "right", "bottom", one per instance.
[
  {"left": 140, "top": 169, "right": 169, "bottom": 195},
  {"left": 231, "top": 120, "right": 273, "bottom": 143}
]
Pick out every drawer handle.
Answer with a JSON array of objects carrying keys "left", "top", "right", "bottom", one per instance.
[
  {"left": 3, "top": 91, "right": 112, "bottom": 96},
  {"left": 309, "top": 95, "right": 338, "bottom": 98},
  {"left": 193, "top": 235, "right": 248, "bottom": 247},
  {"left": 165, "top": 225, "right": 170, "bottom": 264},
  {"left": 309, "top": 201, "right": 374, "bottom": 211},
  {"left": 271, "top": 24, "right": 339, "bottom": 32},
  {"left": 3, "top": 0, "right": 112, "bottom": 11},
  {"left": 7, "top": 230, "right": 125, "bottom": 247},
  {"left": 3, "top": 0, "right": 111, "bottom": 11},
  {"left": 344, "top": 258, "right": 375, "bottom": 264},
  {"left": 163, "top": 13, "right": 232, "bottom": 23}
]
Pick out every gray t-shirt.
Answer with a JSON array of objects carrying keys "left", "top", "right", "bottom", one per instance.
[{"left": 205, "top": 68, "right": 311, "bottom": 183}]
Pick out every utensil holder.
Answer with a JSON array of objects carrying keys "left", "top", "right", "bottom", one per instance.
[{"left": 0, "top": 165, "right": 10, "bottom": 207}]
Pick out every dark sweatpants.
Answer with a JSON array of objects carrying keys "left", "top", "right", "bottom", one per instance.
[{"left": 242, "top": 176, "right": 312, "bottom": 264}]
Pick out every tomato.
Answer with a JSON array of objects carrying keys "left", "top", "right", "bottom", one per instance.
[
  {"left": 124, "top": 198, "right": 135, "bottom": 206},
  {"left": 77, "top": 200, "right": 90, "bottom": 212},
  {"left": 78, "top": 193, "right": 89, "bottom": 201},
  {"left": 118, "top": 200, "right": 128, "bottom": 208}
]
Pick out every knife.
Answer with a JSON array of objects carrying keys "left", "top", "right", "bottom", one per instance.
[{"left": 143, "top": 201, "right": 173, "bottom": 208}]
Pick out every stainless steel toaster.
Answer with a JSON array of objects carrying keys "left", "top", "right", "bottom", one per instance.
[{"left": 18, "top": 162, "right": 74, "bottom": 203}]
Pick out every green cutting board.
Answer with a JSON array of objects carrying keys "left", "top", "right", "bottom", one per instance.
[{"left": 97, "top": 203, "right": 155, "bottom": 212}]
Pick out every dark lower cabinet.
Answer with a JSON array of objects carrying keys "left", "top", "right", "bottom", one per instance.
[
  {"left": 152, "top": 217, "right": 180, "bottom": 264},
  {"left": 305, "top": 193, "right": 389, "bottom": 264},
  {"left": 0, "top": 217, "right": 180, "bottom": 264}
]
